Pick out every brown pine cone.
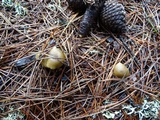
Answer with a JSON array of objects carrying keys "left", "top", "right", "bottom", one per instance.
[
  {"left": 100, "top": 1, "right": 126, "bottom": 33},
  {"left": 79, "top": 4, "right": 100, "bottom": 36}
]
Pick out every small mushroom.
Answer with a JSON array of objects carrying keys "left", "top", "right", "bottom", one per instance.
[
  {"left": 40, "top": 46, "right": 66, "bottom": 70},
  {"left": 113, "top": 62, "right": 130, "bottom": 78}
]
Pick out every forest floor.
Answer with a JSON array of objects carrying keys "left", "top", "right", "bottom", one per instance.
[{"left": 0, "top": 0, "right": 159, "bottom": 120}]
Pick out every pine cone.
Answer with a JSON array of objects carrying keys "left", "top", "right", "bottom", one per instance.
[
  {"left": 100, "top": 1, "right": 126, "bottom": 33},
  {"left": 67, "top": 0, "right": 87, "bottom": 14},
  {"left": 79, "top": 4, "right": 100, "bottom": 36}
]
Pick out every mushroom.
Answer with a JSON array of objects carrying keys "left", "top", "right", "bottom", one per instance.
[
  {"left": 40, "top": 46, "right": 66, "bottom": 69},
  {"left": 113, "top": 62, "right": 130, "bottom": 78}
]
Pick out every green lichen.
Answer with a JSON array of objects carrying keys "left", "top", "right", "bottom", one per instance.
[
  {"left": 2, "top": 0, "right": 13, "bottom": 7},
  {"left": 14, "top": 3, "right": 27, "bottom": 16},
  {"left": 1, "top": 0, "right": 27, "bottom": 16},
  {"left": 122, "top": 99, "right": 160, "bottom": 120},
  {"left": 102, "top": 100, "right": 122, "bottom": 119},
  {"left": 47, "top": 3, "right": 56, "bottom": 11},
  {"left": 1, "top": 107, "right": 25, "bottom": 120},
  {"left": 102, "top": 110, "right": 121, "bottom": 119},
  {"left": 101, "top": 99, "right": 160, "bottom": 119}
]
